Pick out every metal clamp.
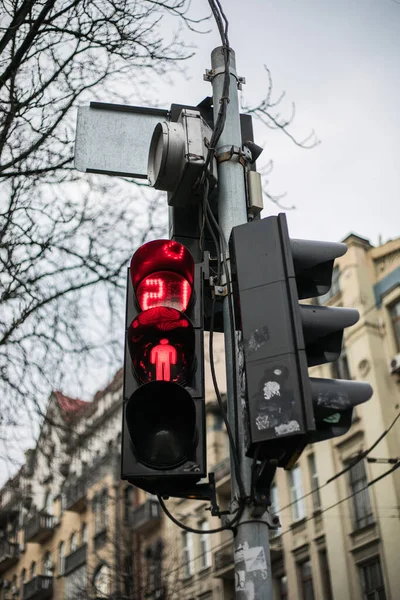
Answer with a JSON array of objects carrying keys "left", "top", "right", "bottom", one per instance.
[
  {"left": 204, "top": 68, "right": 246, "bottom": 90},
  {"left": 216, "top": 145, "right": 247, "bottom": 167}
]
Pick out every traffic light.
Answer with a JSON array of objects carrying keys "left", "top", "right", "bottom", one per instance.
[
  {"left": 121, "top": 239, "right": 206, "bottom": 497},
  {"left": 229, "top": 213, "right": 373, "bottom": 467}
]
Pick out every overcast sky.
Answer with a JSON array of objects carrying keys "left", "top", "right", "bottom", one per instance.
[
  {"left": 3, "top": 0, "right": 400, "bottom": 481},
  {"left": 149, "top": 0, "right": 400, "bottom": 246}
]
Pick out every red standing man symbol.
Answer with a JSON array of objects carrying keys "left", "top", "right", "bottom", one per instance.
[{"left": 150, "top": 338, "right": 177, "bottom": 382}]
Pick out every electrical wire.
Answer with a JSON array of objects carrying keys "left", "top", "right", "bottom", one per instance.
[
  {"left": 157, "top": 494, "right": 242, "bottom": 535},
  {"left": 279, "top": 461, "right": 400, "bottom": 537},
  {"left": 278, "top": 411, "right": 400, "bottom": 514}
]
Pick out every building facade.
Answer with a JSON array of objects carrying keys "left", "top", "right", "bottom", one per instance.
[{"left": 0, "top": 233, "right": 399, "bottom": 600}]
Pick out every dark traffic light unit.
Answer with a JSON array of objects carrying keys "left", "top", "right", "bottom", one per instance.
[
  {"left": 229, "top": 213, "right": 373, "bottom": 468},
  {"left": 121, "top": 239, "right": 206, "bottom": 497}
]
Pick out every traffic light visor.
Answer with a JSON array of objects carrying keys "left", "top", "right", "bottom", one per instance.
[{"left": 126, "top": 381, "right": 197, "bottom": 469}]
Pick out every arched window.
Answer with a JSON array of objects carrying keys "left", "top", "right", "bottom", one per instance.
[
  {"left": 20, "top": 568, "right": 26, "bottom": 590},
  {"left": 58, "top": 542, "right": 65, "bottom": 576},
  {"left": 30, "top": 561, "right": 36, "bottom": 577},
  {"left": 93, "top": 564, "right": 111, "bottom": 598}
]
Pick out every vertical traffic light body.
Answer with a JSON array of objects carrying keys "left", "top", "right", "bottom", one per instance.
[
  {"left": 229, "top": 214, "right": 372, "bottom": 467},
  {"left": 121, "top": 239, "right": 206, "bottom": 496}
]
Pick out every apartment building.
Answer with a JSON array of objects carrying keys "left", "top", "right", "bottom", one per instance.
[{"left": 0, "top": 232, "right": 399, "bottom": 600}]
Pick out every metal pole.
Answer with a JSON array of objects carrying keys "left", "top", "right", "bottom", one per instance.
[{"left": 210, "top": 46, "right": 273, "bottom": 600}]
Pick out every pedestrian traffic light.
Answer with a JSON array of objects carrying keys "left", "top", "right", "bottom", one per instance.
[
  {"left": 121, "top": 239, "right": 206, "bottom": 497},
  {"left": 229, "top": 214, "right": 373, "bottom": 468}
]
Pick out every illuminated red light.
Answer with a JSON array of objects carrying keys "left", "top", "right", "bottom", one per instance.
[
  {"left": 136, "top": 271, "right": 191, "bottom": 311},
  {"left": 130, "top": 239, "right": 194, "bottom": 298},
  {"left": 150, "top": 338, "right": 176, "bottom": 381},
  {"left": 128, "top": 307, "right": 194, "bottom": 384}
]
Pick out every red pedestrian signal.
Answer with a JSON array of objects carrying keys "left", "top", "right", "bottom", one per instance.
[{"left": 121, "top": 239, "right": 206, "bottom": 496}]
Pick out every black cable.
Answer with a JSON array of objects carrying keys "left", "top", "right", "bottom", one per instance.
[
  {"left": 326, "top": 412, "right": 400, "bottom": 485},
  {"left": 202, "top": 184, "right": 245, "bottom": 501},
  {"left": 157, "top": 494, "right": 244, "bottom": 535},
  {"left": 205, "top": 200, "right": 242, "bottom": 469}
]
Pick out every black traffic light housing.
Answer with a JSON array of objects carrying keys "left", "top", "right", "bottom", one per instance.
[
  {"left": 229, "top": 213, "right": 372, "bottom": 467},
  {"left": 121, "top": 240, "right": 206, "bottom": 497}
]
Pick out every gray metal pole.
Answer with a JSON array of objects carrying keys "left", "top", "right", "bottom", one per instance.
[{"left": 210, "top": 46, "right": 273, "bottom": 600}]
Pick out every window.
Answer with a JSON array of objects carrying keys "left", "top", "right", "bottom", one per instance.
[
  {"left": 58, "top": 542, "right": 65, "bottom": 575},
  {"left": 199, "top": 520, "right": 211, "bottom": 569},
  {"left": 11, "top": 574, "right": 17, "bottom": 596},
  {"left": 70, "top": 532, "right": 77, "bottom": 552},
  {"left": 101, "top": 490, "right": 108, "bottom": 530},
  {"left": 288, "top": 465, "right": 305, "bottom": 521},
  {"left": 331, "top": 346, "right": 351, "bottom": 380},
  {"left": 317, "top": 266, "right": 340, "bottom": 304},
  {"left": 348, "top": 460, "right": 374, "bottom": 529},
  {"left": 81, "top": 523, "right": 87, "bottom": 544},
  {"left": 277, "top": 574, "right": 288, "bottom": 599},
  {"left": 359, "top": 558, "right": 386, "bottom": 600},
  {"left": 319, "top": 550, "right": 333, "bottom": 600},
  {"left": 308, "top": 454, "right": 321, "bottom": 511},
  {"left": 44, "top": 491, "right": 53, "bottom": 515},
  {"left": 30, "top": 561, "right": 36, "bottom": 578},
  {"left": 182, "top": 531, "right": 194, "bottom": 578},
  {"left": 20, "top": 568, "right": 26, "bottom": 591},
  {"left": 299, "top": 560, "right": 315, "bottom": 600},
  {"left": 124, "top": 486, "right": 134, "bottom": 521},
  {"left": 270, "top": 483, "right": 281, "bottom": 535},
  {"left": 390, "top": 300, "right": 400, "bottom": 351},
  {"left": 93, "top": 564, "right": 111, "bottom": 598},
  {"left": 43, "top": 551, "right": 52, "bottom": 576},
  {"left": 94, "top": 490, "right": 108, "bottom": 534}
]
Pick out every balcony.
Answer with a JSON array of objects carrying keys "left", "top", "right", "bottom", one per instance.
[
  {"left": 23, "top": 576, "right": 53, "bottom": 600},
  {"left": 0, "top": 489, "right": 22, "bottom": 527},
  {"left": 213, "top": 538, "right": 233, "bottom": 579},
  {"left": 130, "top": 499, "right": 161, "bottom": 534},
  {"left": 65, "top": 479, "right": 87, "bottom": 513},
  {"left": 64, "top": 543, "right": 87, "bottom": 575},
  {"left": 25, "top": 513, "right": 55, "bottom": 544},
  {"left": 0, "top": 539, "right": 20, "bottom": 572}
]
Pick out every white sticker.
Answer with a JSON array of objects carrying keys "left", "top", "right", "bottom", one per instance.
[
  {"left": 275, "top": 420, "right": 300, "bottom": 435},
  {"left": 235, "top": 570, "right": 246, "bottom": 591},
  {"left": 255, "top": 414, "right": 270, "bottom": 430},
  {"left": 263, "top": 381, "right": 280, "bottom": 400},
  {"left": 243, "top": 546, "right": 268, "bottom": 574}
]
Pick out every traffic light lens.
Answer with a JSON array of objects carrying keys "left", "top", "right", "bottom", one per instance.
[
  {"left": 137, "top": 271, "right": 191, "bottom": 311},
  {"left": 128, "top": 307, "right": 195, "bottom": 384},
  {"left": 126, "top": 381, "right": 197, "bottom": 469}
]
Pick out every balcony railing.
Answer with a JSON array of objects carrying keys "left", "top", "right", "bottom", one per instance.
[
  {"left": 64, "top": 543, "right": 87, "bottom": 575},
  {"left": 25, "top": 513, "right": 55, "bottom": 544},
  {"left": 0, "top": 539, "right": 20, "bottom": 572},
  {"left": 23, "top": 576, "right": 53, "bottom": 600},
  {"left": 65, "top": 479, "right": 87, "bottom": 513},
  {"left": 213, "top": 539, "right": 233, "bottom": 579},
  {"left": 130, "top": 499, "right": 161, "bottom": 533}
]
